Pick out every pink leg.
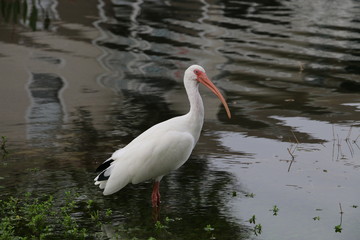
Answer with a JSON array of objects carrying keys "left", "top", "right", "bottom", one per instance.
[{"left": 151, "top": 181, "right": 161, "bottom": 207}]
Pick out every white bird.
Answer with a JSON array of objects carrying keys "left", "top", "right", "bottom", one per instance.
[{"left": 94, "top": 65, "right": 231, "bottom": 207}]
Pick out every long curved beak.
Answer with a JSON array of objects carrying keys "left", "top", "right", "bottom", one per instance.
[{"left": 198, "top": 73, "right": 231, "bottom": 119}]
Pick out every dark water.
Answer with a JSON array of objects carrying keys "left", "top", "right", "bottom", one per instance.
[{"left": 1, "top": 0, "right": 360, "bottom": 239}]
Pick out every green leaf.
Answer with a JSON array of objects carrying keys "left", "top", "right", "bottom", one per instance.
[
  {"left": 334, "top": 225, "right": 342, "bottom": 233},
  {"left": 249, "top": 215, "right": 256, "bottom": 224}
]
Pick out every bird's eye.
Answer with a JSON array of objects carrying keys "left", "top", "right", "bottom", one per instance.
[{"left": 194, "top": 70, "right": 200, "bottom": 75}]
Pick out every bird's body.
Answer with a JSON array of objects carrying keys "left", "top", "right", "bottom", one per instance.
[
  {"left": 94, "top": 65, "right": 231, "bottom": 207},
  {"left": 95, "top": 114, "right": 201, "bottom": 195}
]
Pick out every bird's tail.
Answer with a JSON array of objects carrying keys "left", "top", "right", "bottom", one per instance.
[
  {"left": 94, "top": 158, "right": 132, "bottom": 195},
  {"left": 94, "top": 158, "right": 115, "bottom": 191}
]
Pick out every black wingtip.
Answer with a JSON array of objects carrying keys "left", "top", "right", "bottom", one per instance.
[
  {"left": 97, "top": 169, "right": 111, "bottom": 181},
  {"left": 95, "top": 159, "right": 114, "bottom": 173}
]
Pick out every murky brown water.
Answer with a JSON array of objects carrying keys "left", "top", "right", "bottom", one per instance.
[{"left": 1, "top": 0, "right": 360, "bottom": 239}]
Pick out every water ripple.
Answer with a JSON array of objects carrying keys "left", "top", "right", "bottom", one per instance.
[{"left": 93, "top": 0, "right": 360, "bottom": 129}]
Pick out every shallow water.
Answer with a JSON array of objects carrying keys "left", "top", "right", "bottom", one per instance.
[{"left": 1, "top": 0, "right": 360, "bottom": 239}]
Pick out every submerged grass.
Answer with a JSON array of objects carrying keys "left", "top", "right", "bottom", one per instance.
[
  {"left": 0, "top": 191, "right": 112, "bottom": 239},
  {"left": 0, "top": 190, "right": 232, "bottom": 240}
]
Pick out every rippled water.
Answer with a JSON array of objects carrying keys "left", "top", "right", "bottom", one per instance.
[{"left": 1, "top": 0, "right": 360, "bottom": 239}]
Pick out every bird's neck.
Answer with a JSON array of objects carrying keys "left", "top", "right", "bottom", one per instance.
[
  {"left": 188, "top": 87, "right": 204, "bottom": 119},
  {"left": 186, "top": 83, "right": 204, "bottom": 142}
]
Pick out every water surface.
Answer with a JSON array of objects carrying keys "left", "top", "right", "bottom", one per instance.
[{"left": 0, "top": 0, "right": 359, "bottom": 239}]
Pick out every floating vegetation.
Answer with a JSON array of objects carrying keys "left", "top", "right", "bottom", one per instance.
[
  {"left": 248, "top": 215, "right": 256, "bottom": 224},
  {"left": 247, "top": 215, "right": 262, "bottom": 236},
  {"left": 334, "top": 224, "right": 342, "bottom": 233},
  {"left": 204, "top": 224, "right": 216, "bottom": 240},
  {"left": 204, "top": 224, "right": 215, "bottom": 232},
  {"left": 154, "top": 221, "right": 168, "bottom": 230},
  {"left": 253, "top": 224, "right": 262, "bottom": 236},
  {"left": 0, "top": 191, "right": 112, "bottom": 239},
  {"left": 244, "top": 192, "right": 255, "bottom": 198},
  {"left": 270, "top": 205, "right": 280, "bottom": 216},
  {"left": 335, "top": 203, "right": 344, "bottom": 233}
]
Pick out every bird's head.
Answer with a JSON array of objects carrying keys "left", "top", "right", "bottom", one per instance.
[
  {"left": 184, "top": 65, "right": 231, "bottom": 119},
  {"left": 184, "top": 65, "right": 206, "bottom": 82}
]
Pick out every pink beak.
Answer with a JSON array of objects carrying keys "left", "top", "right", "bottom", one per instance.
[{"left": 197, "top": 73, "right": 231, "bottom": 119}]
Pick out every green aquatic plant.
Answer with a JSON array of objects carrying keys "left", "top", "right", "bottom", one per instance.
[
  {"left": 0, "top": 191, "right": 111, "bottom": 239},
  {"left": 105, "top": 208, "right": 113, "bottom": 217},
  {"left": 90, "top": 210, "right": 100, "bottom": 222},
  {"left": 153, "top": 216, "right": 182, "bottom": 232},
  {"left": 248, "top": 215, "right": 262, "bottom": 236},
  {"left": 334, "top": 224, "right": 342, "bottom": 233},
  {"left": 245, "top": 192, "right": 255, "bottom": 198},
  {"left": 0, "top": 193, "right": 56, "bottom": 239},
  {"left": 204, "top": 224, "right": 215, "bottom": 240},
  {"left": 154, "top": 221, "right": 168, "bottom": 230},
  {"left": 271, "top": 205, "right": 279, "bottom": 216},
  {"left": 86, "top": 199, "right": 94, "bottom": 209},
  {"left": 335, "top": 203, "right": 344, "bottom": 233},
  {"left": 254, "top": 224, "right": 262, "bottom": 236},
  {"left": 249, "top": 215, "right": 256, "bottom": 224},
  {"left": 204, "top": 224, "right": 215, "bottom": 232}
]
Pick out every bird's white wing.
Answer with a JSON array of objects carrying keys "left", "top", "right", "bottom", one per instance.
[
  {"left": 96, "top": 117, "right": 196, "bottom": 195},
  {"left": 131, "top": 130, "right": 194, "bottom": 184}
]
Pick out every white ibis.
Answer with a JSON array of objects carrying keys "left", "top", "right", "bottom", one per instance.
[{"left": 94, "top": 65, "right": 231, "bottom": 207}]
